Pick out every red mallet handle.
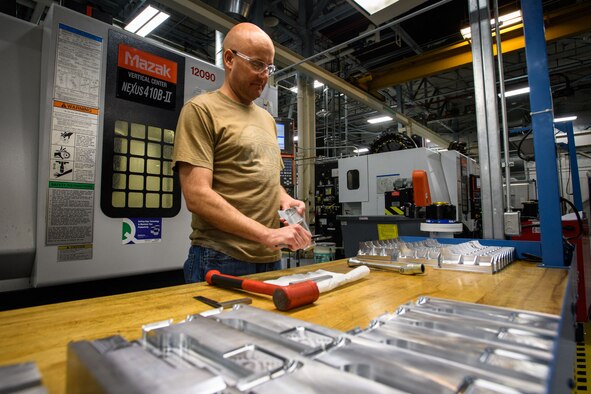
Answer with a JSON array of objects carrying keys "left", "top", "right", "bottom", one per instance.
[
  {"left": 205, "top": 270, "right": 278, "bottom": 295},
  {"left": 205, "top": 270, "right": 320, "bottom": 311}
]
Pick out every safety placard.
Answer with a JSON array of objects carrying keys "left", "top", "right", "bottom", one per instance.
[
  {"left": 46, "top": 182, "right": 94, "bottom": 245},
  {"left": 46, "top": 23, "right": 102, "bottom": 247},
  {"left": 50, "top": 24, "right": 101, "bottom": 183},
  {"left": 57, "top": 244, "right": 93, "bottom": 262},
  {"left": 50, "top": 101, "right": 98, "bottom": 182},
  {"left": 54, "top": 23, "right": 102, "bottom": 108}
]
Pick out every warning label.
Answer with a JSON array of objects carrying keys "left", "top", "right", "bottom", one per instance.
[
  {"left": 46, "top": 183, "right": 94, "bottom": 245},
  {"left": 53, "top": 100, "right": 99, "bottom": 115},
  {"left": 57, "top": 244, "right": 93, "bottom": 262}
]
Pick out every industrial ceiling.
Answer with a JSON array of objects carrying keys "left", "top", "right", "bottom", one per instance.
[{"left": 9, "top": 0, "right": 591, "bottom": 157}]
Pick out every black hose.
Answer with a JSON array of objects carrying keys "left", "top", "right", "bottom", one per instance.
[{"left": 561, "top": 196, "right": 583, "bottom": 240}]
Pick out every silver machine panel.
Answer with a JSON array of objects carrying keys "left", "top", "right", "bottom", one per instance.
[{"left": 338, "top": 148, "right": 479, "bottom": 229}]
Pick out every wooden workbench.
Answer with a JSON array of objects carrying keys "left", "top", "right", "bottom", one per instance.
[{"left": 0, "top": 260, "right": 570, "bottom": 393}]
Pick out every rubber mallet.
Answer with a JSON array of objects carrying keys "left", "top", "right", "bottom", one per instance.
[{"left": 205, "top": 270, "right": 319, "bottom": 311}]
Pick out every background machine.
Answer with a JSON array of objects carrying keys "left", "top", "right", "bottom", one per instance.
[{"left": 337, "top": 147, "right": 481, "bottom": 255}]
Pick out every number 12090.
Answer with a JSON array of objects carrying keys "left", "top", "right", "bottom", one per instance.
[{"left": 190, "top": 66, "right": 216, "bottom": 82}]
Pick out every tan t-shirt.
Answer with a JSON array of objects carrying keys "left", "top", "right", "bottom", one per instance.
[{"left": 172, "top": 90, "right": 282, "bottom": 262}]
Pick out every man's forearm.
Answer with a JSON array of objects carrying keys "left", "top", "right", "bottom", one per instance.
[{"left": 186, "top": 186, "right": 271, "bottom": 244}]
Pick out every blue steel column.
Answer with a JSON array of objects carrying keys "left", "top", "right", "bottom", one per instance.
[
  {"left": 557, "top": 121, "right": 583, "bottom": 211},
  {"left": 521, "top": 0, "right": 564, "bottom": 266}
]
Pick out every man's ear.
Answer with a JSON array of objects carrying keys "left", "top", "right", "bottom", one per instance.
[{"left": 223, "top": 49, "right": 233, "bottom": 70}]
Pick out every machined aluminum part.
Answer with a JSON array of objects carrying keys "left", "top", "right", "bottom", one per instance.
[
  {"left": 358, "top": 317, "right": 552, "bottom": 382},
  {"left": 66, "top": 299, "right": 560, "bottom": 393},
  {"left": 0, "top": 362, "right": 47, "bottom": 394},
  {"left": 211, "top": 305, "right": 546, "bottom": 393},
  {"left": 414, "top": 297, "right": 560, "bottom": 332},
  {"left": 356, "top": 238, "right": 441, "bottom": 266},
  {"left": 437, "top": 241, "right": 516, "bottom": 273},
  {"left": 384, "top": 306, "right": 557, "bottom": 352},
  {"left": 66, "top": 336, "right": 226, "bottom": 394},
  {"left": 315, "top": 334, "right": 546, "bottom": 393},
  {"left": 142, "top": 313, "right": 401, "bottom": 393},
  {"left": 143, "top": 316, "right": 300, "bottom": 391},
  {"left": 206, "top": 304, "right": 343, "bottom": 355},
  {"left": 348, "top": 257, "right": 425, "bottom": 275},
  {"left": 356, "top": 239, "right": 516, "bottom": 273}
]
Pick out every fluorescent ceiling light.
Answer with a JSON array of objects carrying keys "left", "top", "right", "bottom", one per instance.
[
  {"left": 347, "top": 0, "right": 428, "bottom": 25},
  {"left": 367, "top": 115, "right": 393, "bottom": 124},
  {"left": 500, "top": 87, "right": 530, "bottom": 98},
  {"left": 461, "top": 10, "right": 522, "bottom": 40},
  {"left": 351, "top": 0, "right": 400, "bottom": 15},
  {"left": 289, "top": 80, "right": 325, "bottom": 93},
  {"left": 125, "top": 6, "right": 158, "bottom": 33},
  {"left": 497, "top": 10, "right": 522, "bottom": 27},
  {"left": 460, "top": 27, "right": 471, "bottom": 40},
  {"left": 554, "top": 116, "right": 577, "bottom": 122},
  {"left": 354, "top": 147, "right": 369, "bottom": 153},
  {"left": 125, "top": 5, "right": 169, "bottom": 37},
  {"left": 136, "top": 11, "right": 170, "bottom": 37}
]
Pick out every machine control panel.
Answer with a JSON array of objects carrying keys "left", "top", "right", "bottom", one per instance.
[{"left": 281, "top": 156, "right": 295, "bottom": 197}]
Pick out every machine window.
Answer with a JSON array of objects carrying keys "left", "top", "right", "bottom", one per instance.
[{"left": 347, "top": 169, "right": 360, "bottom": 190}]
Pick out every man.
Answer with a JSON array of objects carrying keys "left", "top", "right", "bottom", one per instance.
[{"left": 172, "top": 22, "right": 311, "bottom": 283}]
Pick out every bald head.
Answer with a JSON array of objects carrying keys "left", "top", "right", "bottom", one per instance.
[
  {"left": 219, "top": 23, "right": 274, "bottom": 104},
  {"left": 223, "top": 23, "right": 274, "bottom": 56}
]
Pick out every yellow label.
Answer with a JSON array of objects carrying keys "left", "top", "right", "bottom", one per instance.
[{"left": 377, "top": 224, "right": 398, "bottom": 240}]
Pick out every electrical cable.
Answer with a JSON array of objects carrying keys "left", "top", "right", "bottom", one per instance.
[
  {"left": 561, "top": 196, "right": 583, "bottom": 240},
  {"left": 517, "top": 129, "right": 535, "bottom": 161},
  {"left": 370, "top": 132, "right": 417, "bottom": 153},
  {"left": 517, "top": 198, "right": 582, "bottom": 240},
  {"left": 564, "top": 152, "right": 573, "bottom": 196}
]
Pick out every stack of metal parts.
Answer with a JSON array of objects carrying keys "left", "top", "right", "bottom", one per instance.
[
  {"left": 67, "top": 298, "right": 560, "bottom": 393},
  {"left": 355, "top": 238, "right": 515, "bottom": 273},
  {"left": 438, "top": 240, "right": 516, "bottom": 273}
]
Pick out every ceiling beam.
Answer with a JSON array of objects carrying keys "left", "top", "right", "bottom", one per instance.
[
  {"left": 274, "top": 43, "right": 449, "bottom": 147},
  {"left": 310, "top": 3, "right": 357, "bottom": 31},
  {"left": 356, "top": 2, "right": 591, "bottom": 93}
]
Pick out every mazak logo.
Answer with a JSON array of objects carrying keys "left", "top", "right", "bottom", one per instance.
[
  {"left": 125, "top": 52, "right": 171, "bottom": 79},
  {"left": 118, "top": 44, "right": 177, "bottom": 84}
]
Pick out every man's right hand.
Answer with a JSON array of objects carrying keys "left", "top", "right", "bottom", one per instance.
[{"left": 267, "top": 224, "right": 312, "bottom": 251}]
